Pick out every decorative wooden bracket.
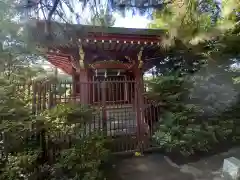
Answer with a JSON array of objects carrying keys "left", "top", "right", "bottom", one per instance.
[
  {"left": 70, "top": 56, "right": 80, "bottom": 73},
  {"left": 138, "top": 47, "right": 144, "bottom": 68},
  {"left": 79, "top": 45, "right": 85, "bottom": 69},
  {"left": 125, "top": 56, "right": 132, "bottom": 62}
]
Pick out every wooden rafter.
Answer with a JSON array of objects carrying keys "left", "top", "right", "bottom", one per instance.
[{"left": 47, "top": 54, "right": 73, "bottom": 75}]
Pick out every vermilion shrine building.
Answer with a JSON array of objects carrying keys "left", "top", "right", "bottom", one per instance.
[{"left": 28, "top": 20, "right": 163, "bottom": 138}]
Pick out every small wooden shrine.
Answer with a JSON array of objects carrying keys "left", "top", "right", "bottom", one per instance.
[{"left": 28, "top": 20, "right": 163, "bottom": 137}]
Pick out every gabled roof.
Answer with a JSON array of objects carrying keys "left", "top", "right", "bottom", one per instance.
[
  {"left": 27, "top": 19, "right": 165, "bottom": 74},
  {"left": 27, "top": 19, "right": 165, "bottom": 46}
]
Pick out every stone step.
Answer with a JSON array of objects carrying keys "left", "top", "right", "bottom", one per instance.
[{"left": 223, "top": 157, "right": 240, "bottom": 180}]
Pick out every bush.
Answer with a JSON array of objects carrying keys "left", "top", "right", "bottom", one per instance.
[
  {"left": 0, "top": 78, "right": 109, "bottom": 180},
  {"left": 42, "top": 103, "right": 109, "bottom": 180},
  {"left": 149, "top": 71, "right": 239, "bottom": 156},
  {"left": 153, "top": 107, "right": 235, "bottom": 156}
]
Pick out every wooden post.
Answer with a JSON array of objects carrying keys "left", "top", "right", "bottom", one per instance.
[
  {"left": 77, "top": 44, "right": 89, "bottom": 104},
  {"left": 134, "top": 67, "right": 145, "bottom": 151},
  {"left": 32, "top": 82, "right": 37, "bottom": 114},
  {"left": 134, "top": 47, "right": 147, "bottom": 152},
  {"left": 72, "top": 70, "right": 77, "bottom": 101},
  {"left": 79, "top": 69, "right": 89, "bottom": 104},
  {"left": 101, "top": 81, "right": 107, "bottom": 135}
]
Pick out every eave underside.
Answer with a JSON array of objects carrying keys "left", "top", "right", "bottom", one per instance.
[
  {"left": 28, "top": 20, "right": 164, "bottom": 74},
  {"left": 46, "top": 41, "right": 162, "bottom": 74}
]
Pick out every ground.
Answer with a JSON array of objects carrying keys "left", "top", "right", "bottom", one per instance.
[{"left": 108, "top": 147, "right": 240, "bottom": 180}]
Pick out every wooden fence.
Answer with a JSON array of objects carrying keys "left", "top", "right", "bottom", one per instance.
[{"left": 1, "top": 80, "right": 161, "bottom": 155}]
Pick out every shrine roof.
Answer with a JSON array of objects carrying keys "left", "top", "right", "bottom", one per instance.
[
  {"left": 27, "top": 19, "right": 165, "bottom": 47},
  {"left": 27, "top": 19, "right": 165, "bottom": 74}
]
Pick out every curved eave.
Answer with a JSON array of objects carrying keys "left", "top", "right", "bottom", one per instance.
[{"left": 47, "top": 54, "right": 73, "bottom": 75}]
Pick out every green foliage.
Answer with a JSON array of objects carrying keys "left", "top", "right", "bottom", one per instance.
[
  {"left": 146, "top": 72, "right": 190, "bottom": 112},
  {"left": 51, "top": 131, "right": 108, "bottom": 180},
  {"left": 0, "top": 77, "right": 31, "bottom": 119},
  {"left": 149, "top": 0, "right": 240, "bottom": 47},
  {"left": 0, "top": 79, "right": 109, "bottom": 180},
  {"left": 0, "top": 0, "right": 48, "bottom": 84},
  {"left": 148, "top": 0, "right": 240, "bottom": 77},
  {"left": 0, "top": 77, "right": 35, "bottom": 179},
  {"left": 149, "top": 69, "right": 240, "bottom": 156},
  {"left": 41, "top": 103, "right": 109, "bottom": 180},
  {"left": 1, "top": 150, "right": 41, "bottom": 180}
]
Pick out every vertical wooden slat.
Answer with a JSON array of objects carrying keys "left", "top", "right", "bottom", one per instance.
[
  {"left": 32, "top": 82, "right": 37, "bottom": 114},
  {"left": 42, "top": 82, "right": 47, "bottom": 110}
]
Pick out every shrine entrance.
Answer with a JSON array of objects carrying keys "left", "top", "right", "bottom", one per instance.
[{"left": 74, "top": 78, "right": 153, "bottom": 153}]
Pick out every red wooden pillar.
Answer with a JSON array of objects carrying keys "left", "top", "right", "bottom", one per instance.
[
  {"left": 134, "top": 66, "right": 145, "bottom": 150},
  {"left": 72, "top": 69, "right": 77, "bottom": 98},
  {"left": 79, "top": 69, "right": 89, "bottom": 104}
]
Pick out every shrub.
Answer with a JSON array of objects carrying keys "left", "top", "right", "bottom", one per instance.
[
  {"left": 0, "top": 77, "right": 36, "bottom": 180},
  {"left": 42, "top": 103, "right": 109, "bottom": 180},
  {"left": 0, "top": 78, "right": 109, "bottom": 180},
  {"left": 149, "top": 72, "right": 239, "bottom": 156},
  {"left": 153, "top": 107, "right": 235, "bottom": 156}
]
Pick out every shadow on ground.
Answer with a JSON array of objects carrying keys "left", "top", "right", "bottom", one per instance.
[{"left": 105, "top": 147, "right": 240, "bottom": 180}]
